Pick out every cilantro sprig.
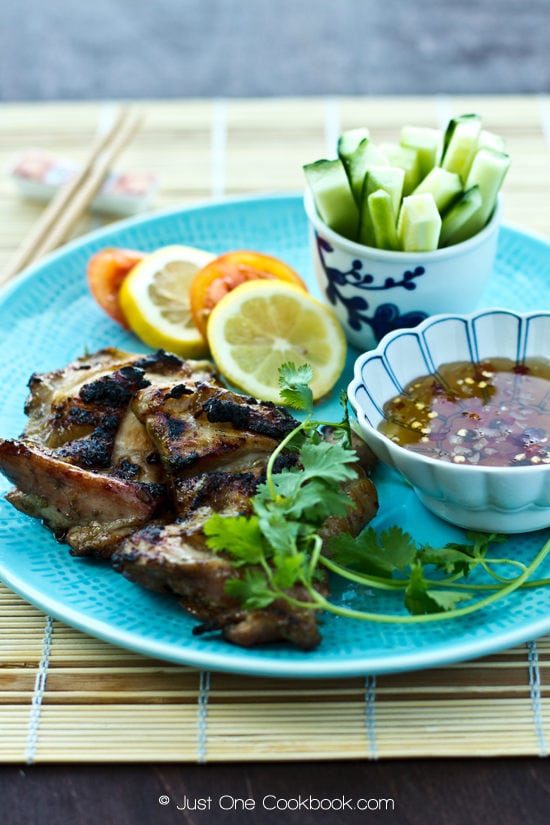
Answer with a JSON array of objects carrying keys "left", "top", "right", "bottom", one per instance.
[{"left": 203, "top": 363, "right": 550, "bottom": 628}]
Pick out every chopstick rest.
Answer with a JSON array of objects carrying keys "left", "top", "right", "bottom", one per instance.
[{"left": 9, "top": 148, "right": 157, "bottom": 218}]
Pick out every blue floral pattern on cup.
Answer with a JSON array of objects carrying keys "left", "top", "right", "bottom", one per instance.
[{"left": 316, "top": 234, "right": 428, "bottom": 342}]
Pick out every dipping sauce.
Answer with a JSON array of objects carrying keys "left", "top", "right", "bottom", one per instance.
[{"left": 378, "top": 357, "right": 550, "bottom": 467}]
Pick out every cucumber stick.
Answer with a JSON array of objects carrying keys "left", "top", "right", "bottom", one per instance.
[
  {"left": 337, "top": 127, "right": 370, "bottom": 165},
  {"left": 304, "top": 159, "right": 359, "bottom": 240},
  {"left": 439, "top": 186, "right": 483, "bottom": 246},
  {"left": 464, "top": 147, "right": 510, "bottom": 228},
  {"left": 478, "top": 129, "right": 506, "bottom": 153},
  {"left": 368, "top": 189, "right": 400, "bottom": 251},
  {"left": 358, "top": 165, "right": 404, "bottom": 246},
  {"left": 443, "top": 156, "right": 507, "bottom": 246},
  {"left": 412, "top": 167, "right": 463, "bottom": 214},
  {"left": 379, "top": 142, "right": 421, "bottom": 195},
  {"left": 441, "top": 114, "right": 481, "bottom": 181},
  {"left": 397, "top": 194, "right": 441, "bottom": 252},
  {"left": 400, "top": 126, "right": 441, "bottom": 179},
  {"left": 364, "top": 166, "right": 404, "bottom": 216},
  {"left": 342, "top": 138, "right": 388, "bottom": 205}
]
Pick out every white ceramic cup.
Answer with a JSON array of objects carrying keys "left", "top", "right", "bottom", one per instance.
[{"left": 304, "top": 190, "right": 502, "bottom": 351}]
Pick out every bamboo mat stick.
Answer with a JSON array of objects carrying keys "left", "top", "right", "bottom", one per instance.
[{"left": 1, "top": 106, "right": 141, "bottom": 286}]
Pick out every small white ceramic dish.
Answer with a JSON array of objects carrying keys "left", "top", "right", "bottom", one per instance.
[
  {"left": 304, "top": 190, "right": 502, "bottom": 351},
  {"left": 348, "top": 309, "right": 550, "bottom": 533}
]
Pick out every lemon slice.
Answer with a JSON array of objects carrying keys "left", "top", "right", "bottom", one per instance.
[
  {"left": 207, "top": 280, "right": 347, "bottom": 403},
  {"left": 119, "top": 244, "right": 215, "bottom": 357}
]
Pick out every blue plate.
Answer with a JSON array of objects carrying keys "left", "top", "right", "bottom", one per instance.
[{"left": 1, "top": 194, "right": 549, "bottom": 678}]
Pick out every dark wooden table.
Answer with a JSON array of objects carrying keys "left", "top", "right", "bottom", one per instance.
[{"left": 2, "top": 759, "right": 550, "bottom": 824}]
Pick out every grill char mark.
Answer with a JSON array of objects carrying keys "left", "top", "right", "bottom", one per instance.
[{"left": 202, "top": 392, "right": 297, "bottom": 440}]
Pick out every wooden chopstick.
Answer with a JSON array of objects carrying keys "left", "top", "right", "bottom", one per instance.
[{"left": 1, "top": 106, "right": 142, "bottom": 286}]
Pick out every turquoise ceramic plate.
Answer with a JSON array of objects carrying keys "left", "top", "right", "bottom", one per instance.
[{"left": 1, "top": 194, "right": 549, "bottom": 678}]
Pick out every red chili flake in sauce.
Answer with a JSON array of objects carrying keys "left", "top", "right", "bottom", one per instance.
[{"left": 378, "top": 357, "right": 550, "bottom": 467}]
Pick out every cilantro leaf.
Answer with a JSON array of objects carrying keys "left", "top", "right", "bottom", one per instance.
[
  {"left": 404, "top": 563, "right": 472, "bottom": 614},
  {"left": 379, "top": 526, "right": 418, "bottom": 571},
  {"left": 299, "top": 441, "right": 358, "bottom": 485},
  {"left": 254, "top": 435, "right": 358, "bottom": 528},
  {"left": 466, "top": 531, "right": 507, "bottom": 549},
  {"left": 419, "top": 533, "right": 506, "bottom": 577},
  {"left": 300, "top": 484, "right": 355, "bottom": 522},
  {"left": 278, "top": 362, "right": 314, "bottom": 411},
  {"left": 256, "top": 470, "right": 302, "bottom": 504},
  {"left": 225, "top": 570, "right": 276, "bottom": 610},
  {"left": 328, "top": 528, "right": 396, "bottom": 576},
  {"left": 255, "top": 509, "right": 301, "bottom": 555},
  {"left": 272, "top": 552, "right": 307, "bottom": 590},
  {"left": 261, "top": 476, "right": 352, "bottom": 525},
  {"left": 419, "top": 544, "right": 479, "bottom": 576},
  {"left": 404, "top": 563, "right": 438, "bottom": 614},
  {"left": 425, "top": 589, "right": 473, "bottom": 612},
  {"left": 329, "top": 526, "right": 418, "bottom": 577},
  {"left": 204, "top": 514, "right": 264, "bottom": 565}
]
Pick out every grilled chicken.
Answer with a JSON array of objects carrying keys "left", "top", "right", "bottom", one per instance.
[
  {"left": 0, "top": 347, "right": 379, "bottom": 649},
  {"left": 109, "top": 376, "right": 329, "bottom": 647},
  {"left": 112, "top": 520, "right": 323, "bottom": 649},
  {"left": 113, "top": 464, "right": 377, "bottom": 650},
  {"left": 112, "top": 387, "right": 378, "bottom": 648},
  {"left": 131, "top": 381, "right": 298, "bottom": 512},
  {"left": 0, "top": 348, "right": 219, "bottom": 556},
  {"left": 23, "top": 347, "right": 218, "bottom": 482},
  {"left": 0, "top": 439, "right": 164, "bottom": 557}
]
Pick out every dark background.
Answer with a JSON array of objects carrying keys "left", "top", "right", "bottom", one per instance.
[
  {"left": 3, "top": 759, "right": 550, "bottom": 825},
  {"left": 1, "top": 0, "right": 550, "bottom": 100},
  {"left": 1, "top": 1, "right": 550, "bottom": 823}
]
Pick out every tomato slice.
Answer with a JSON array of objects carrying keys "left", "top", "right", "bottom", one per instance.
[
  {"left": 189, "top": 250, "right": 307, "bottom": 340},
  {"left": 87, "top": 247, "right": 146, "bottom": 328}
]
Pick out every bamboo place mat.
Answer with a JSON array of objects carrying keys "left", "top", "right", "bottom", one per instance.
[{"left": 1, "top": 95, "right": 550, "bottom": 763}]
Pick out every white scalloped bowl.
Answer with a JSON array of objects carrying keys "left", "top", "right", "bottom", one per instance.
[{"left": 348, "top": 309, "right": 550, "bottom": 533}]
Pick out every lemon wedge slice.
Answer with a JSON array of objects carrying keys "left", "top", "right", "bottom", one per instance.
[
  {"left": 207, "top": 280, "right": 347, "bottom": 403},
  {"left": 119, "top": 244, "right": 215, "bottom": 357}
]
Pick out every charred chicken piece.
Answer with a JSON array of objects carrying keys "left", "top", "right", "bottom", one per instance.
[
  {"left": 132, "top": 382, "right": 298, "bottom": 474},
  {"left": 0, "top": 439, "right": 165, "bottom": 558},
  {"left": 24, "top": 347, "right": 217, "bottom": 444},
  {"left": 131, "top": 382, "right": 299, "bottom": 513},
  {"left": 112, "top": 385, "right": 378, "bottom": 649},
  {"left": 22, "top": 347, "right": 218, "bottom": 482},
  {"left": 112, "top": 517, "right": 324, "bottom": 650},
  {"left": 0, "top": 348, "right": 220, "bottom": 556},
  {"left": 113, "top": 380, "right": 328, "bottom": 647},
  {"left": 112, "top": 463, "right": 378, "bottom": 650}
]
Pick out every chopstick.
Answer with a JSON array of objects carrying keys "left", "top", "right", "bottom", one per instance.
[{"left": 1, "top": 106, "right": 142, "bottom": 286}]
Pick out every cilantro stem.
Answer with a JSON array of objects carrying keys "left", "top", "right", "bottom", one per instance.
[
  {"left": 264, "top": 418, "right": 308, "bottom": 500},
  {"left": 320, "top": 554, "right": 547, "bottom": 596},
  {"left": 308, "top": 535, "right": 323, "bottom": 580},
  {"left": 310, "top": 538, "right": 550, "bottom": 624},
  {"left": 319, "top": 555, "right": 407, "bottom": 591},
  {"left": 320, "top": 555, "right": 482, "bottom": 592},
  {"left": 516, "top": 577, "right": 550, "bottom": 589},
  {"left": 478, "top": 557, "right": 528, "bottom": 583}
]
